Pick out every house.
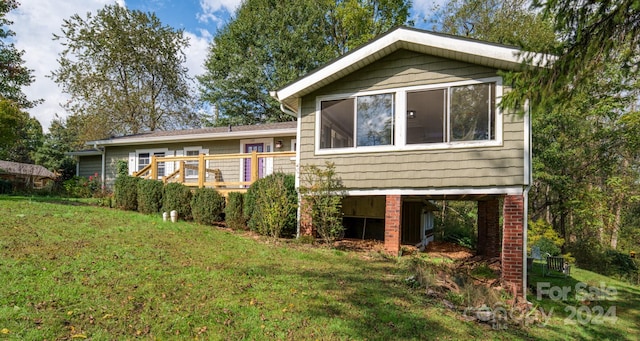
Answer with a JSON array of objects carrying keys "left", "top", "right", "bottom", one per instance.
[
  {"left": 0, "top": 160, "right": 57, "bottom": 189},
  {"left": 271, "top": 27, "right": 542, "bottom": 297},
  {"left": 70, "top": 122, "right": 297, "bottom": 192}
]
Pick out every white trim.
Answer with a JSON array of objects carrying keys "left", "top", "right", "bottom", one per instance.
[
  {"left": 343, "top": 186, "right": 525, "bottom": 196},
  {"left": 134, "top": 148, "right": 169, "bottom": 179},
  {"left": 183, "top": 146, "right": 207, "bottom": 179},
  {"left": 524, "top": 99, "right": 532, "bottom": 186},
  {"left": 314, "top": 77, "right": 503, "bottom": 155},
  {"left": 273, "top": 27, "right": 550, "bottom": 109},
  {"left": 88, "top": 128, "right": 296, "bottom": 147}
]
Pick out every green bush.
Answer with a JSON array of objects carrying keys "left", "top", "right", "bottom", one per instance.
[
  {"left": 114, "top": 175, "right": 141, "bottom": 211},
  {"left": 191, "top": 187, "right": 225, "bottom": 225},
  {"left": 0, "top": 179, "right": 12, "bottom": 194},
  {"left": 137, "top": 179, "right": 164, "bottom": 214},
  {"left": 299, "top": 162, "right": 345, "bottom": 244},
  {"left": 225, "top": 192, "right": 246, "bottom": 230},
  {"left": 245, "top": 173, "right": 297, "bottom": 238},
  {"left": 163, "top": 182, "right": 193, "bottom": 221}
]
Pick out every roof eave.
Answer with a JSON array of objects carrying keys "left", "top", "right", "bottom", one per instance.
[{"left": 87, "top": 128, "right": 297, "bottom": 147}]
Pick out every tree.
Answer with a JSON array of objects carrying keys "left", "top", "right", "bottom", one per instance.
[
  {"left": 34, "top": 116, "right": 82, "bottom": 180},
  {"left": 198, "top": 0, "right": 411, "bottom": 126},
  {"left": 0, "top": 0, "right": 38, "bottom": 108},
  {"left": 51, "top": 4, "right": 197, "bottom": 141},
  {"left": 0, "top": 98, "right": 42, "bottom": 163}
]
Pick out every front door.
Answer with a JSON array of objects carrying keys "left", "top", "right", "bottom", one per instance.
[{"left": 244, "top": 143, "right": 264, "bottom": 183}]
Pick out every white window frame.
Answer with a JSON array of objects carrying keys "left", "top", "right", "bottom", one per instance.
[
  {"left": 183, "top": 146, "right": 208, "bottom": 179},
  {"left": 314, "top": 77, "right": 503, "bottom": 155},
  {"left": 133, "top": 148, "right": 170, "bottom": 178}
]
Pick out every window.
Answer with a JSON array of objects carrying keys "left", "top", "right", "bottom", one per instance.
[
  {"left": 407, "top": 82, "right": 495, "bottom": 144},
  {"left": 185, "top": 150, "right": 200, "bottom": 177},
  {"left": 320, "top": 93, "right": 394, "bottom": 149},
  {"left": 137, "top": 152, "right": 165, "bottom": 176}
]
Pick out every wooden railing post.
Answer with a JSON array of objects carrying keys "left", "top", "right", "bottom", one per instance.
[
  {"left": 250, "top": 150, "right": 259, "bottom": 184},
  {"left": 179, "top": 160, "right": 185, "bottom": 183},
  {"left": 198, "top": 154, "right": 205, "bottom": 188},
  {"left": 150, "top": 155, "right": 157, "bottom": 180}
]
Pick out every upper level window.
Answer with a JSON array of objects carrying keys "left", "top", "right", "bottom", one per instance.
[
  {"left": 407, "top": 82, "right": 495, "bottom": 144},
  {"left": 320, "top": 93, "right": 394, "bottom": 149}
]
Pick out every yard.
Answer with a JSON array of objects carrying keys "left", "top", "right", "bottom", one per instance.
[{"left": 0, "top": 196, "right": 638, "bottom": 340}]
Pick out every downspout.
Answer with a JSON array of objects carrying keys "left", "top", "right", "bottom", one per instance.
[
  {"left": 278, "top": 102, "right": 303, "bottom": 238},
  {"left": 523, "top": 99, "right": 533, "bottom": 298}
]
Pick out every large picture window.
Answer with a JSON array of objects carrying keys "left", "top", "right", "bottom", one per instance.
[
  {"left": 407, "top": 82, "right": 495, "bottom": 144},
  {"left": 320, "top": 93, "right": 394, "bottom": 149}
]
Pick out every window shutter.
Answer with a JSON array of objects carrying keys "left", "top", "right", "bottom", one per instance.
[
  {"left": 165, "top": 151, "right": 175, "bottom": 175},
  {"left": 128, "top": 152, "right": 136, "bottom": 175},
  {"left": 202, "top": 149, "right": 210, "bottom": 179}
]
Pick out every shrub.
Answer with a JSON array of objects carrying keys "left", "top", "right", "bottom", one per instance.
[
  {"left": 299, "top": 162, "right": 345, "bottom": 244},
  {"left": 191, "top": 187, "right": 225, "bottom": 225},
  {"left": 114, "top": 175, "right": 140, "bottom": 211},
  {"left": 528, "top": 219, "right": 564, "bottom": 255},
  {"left": 163, "top": 182, "right": 193, "bottom": 221},
  {"left": 137, "top": 179, "right": 164, "bottom": 214},
  {"left": 245, "top": 173, "right": 297, "bottom": 238},
  {"left": 225, "top": 192, "right": 246, "bottom": 230}
]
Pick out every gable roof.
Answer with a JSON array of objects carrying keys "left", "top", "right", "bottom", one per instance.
[
  {"left": 0, "top": 160, "right": 56, "bottom": 178},
  {"left": 271, "top": 26, "right": 549, "bottom": 113},
  {"left": 87, "top": 121, "right": 297, "bottom": 147}
]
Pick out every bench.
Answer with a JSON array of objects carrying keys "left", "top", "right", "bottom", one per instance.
[{"left": 544, "top": 255, "right": 571, "bottom": 277}]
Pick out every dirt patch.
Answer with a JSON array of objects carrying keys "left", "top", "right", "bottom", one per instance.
[
  {"left": 424, "top": 241, "right": 474, "bottom": 260},
  {"left": 333, "top": 238, "right": 386, "bottom": 253}
]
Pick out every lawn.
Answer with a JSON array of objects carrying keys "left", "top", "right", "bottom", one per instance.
[{"left": 0, "top": 196, "right": 637, "bottom": 340}]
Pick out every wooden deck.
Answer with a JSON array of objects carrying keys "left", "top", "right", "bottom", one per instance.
[{"left": 133, "top": 150, "right": 296, "bottom": 196}]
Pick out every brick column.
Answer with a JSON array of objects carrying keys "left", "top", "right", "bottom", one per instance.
[
  {"left": 477, "top": 199, "right": 500, "bottom": 257},
  {"left": 384, "top": 195, "right": 402, "bottom": 255},
  {"left": 502, "top": 194, "right": 524, "bottom": 297},
  {"left": 299, "top": 197, "right": 315, "bottom": 237}
]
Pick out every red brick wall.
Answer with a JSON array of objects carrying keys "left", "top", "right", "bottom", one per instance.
[
  {"left": 384, "top": 195, "right": 402, "bottom": 255},
  {"left": 502, "top": 194, "right": 524, "bottom": 297},
  {"left": 477, "top": 199, "right": 500, "bottom": 258},
  {"left": 299, "top": 197, "right": 315, "bottom": 237}
]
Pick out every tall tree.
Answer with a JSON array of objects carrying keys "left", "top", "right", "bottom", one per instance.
[
  {"left": 34, "top": 116, "right": 82, "bottom": 180},
  {"left": 0, "top": 0, "right": 38, "bottom": 108},
  {"left": 0, "top": 98, "right": 42, "bottom": 163},
  {"left": 51, "top": 4, "right": 197, "bottom": 141},
  {"left": 198, "top": 0, "right": 411, "bottom": 126}
]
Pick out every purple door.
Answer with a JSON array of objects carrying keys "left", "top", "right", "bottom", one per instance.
[{"left": 244, "top": 143, "right": 264, "bottom": 183}]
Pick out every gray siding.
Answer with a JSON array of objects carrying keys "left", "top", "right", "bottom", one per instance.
[
  {"left": 78, "top": 155, "right": 102, "bottom": 179},
  {"left": 299, "top": 49, "right": 525, "bottom": 191}
]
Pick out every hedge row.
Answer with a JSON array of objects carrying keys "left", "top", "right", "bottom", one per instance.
[{"left": 114, "top": 177, "right": 224, "bottom": 224}]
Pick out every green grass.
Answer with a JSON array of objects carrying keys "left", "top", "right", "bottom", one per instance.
[{"left": 0, "top": 195, "right": 637, "bottom": 340}]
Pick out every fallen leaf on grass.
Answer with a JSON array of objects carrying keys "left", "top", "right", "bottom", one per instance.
[
  {"left": 1, "top": 328, "right": 10, "bottom": 334},
  {"left": 71, "top": 334, "right": 87, "bottom": 339}
]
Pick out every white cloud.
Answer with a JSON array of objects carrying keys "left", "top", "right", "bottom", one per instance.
[
  {"left": 197, "top": 0, "right": 242, "bottom": 23},
  {"left": 8, "top": 0, "right": 124, "bottom": 132},
  {"left": 411, "top": 0, "right": 447, "bottom": 30},
  {"left": 184, "top": 30, "right": 211, "bottom": 80}
]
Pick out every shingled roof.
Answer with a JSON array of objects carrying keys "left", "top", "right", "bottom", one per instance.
[{"left": 0, "top": 160, "right": 56, "bottom": 178}]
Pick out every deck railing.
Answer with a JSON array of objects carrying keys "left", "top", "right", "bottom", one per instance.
[{"left": 133, "top": 150, "right": 296, "bottom": 196}]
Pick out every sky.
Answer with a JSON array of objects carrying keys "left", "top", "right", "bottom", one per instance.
[{"left": 7, "top": 0, "right": 442, "bottom": 132}]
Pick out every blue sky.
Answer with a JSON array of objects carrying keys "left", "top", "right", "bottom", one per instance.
[{"left": 8, "top": 0, "right": 441, "bottom": 131}]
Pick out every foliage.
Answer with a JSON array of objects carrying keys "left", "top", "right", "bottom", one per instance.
[
  {"left": 190, "top": 187, "right": 225, "bottom": 225},
  {"left": 199, "top": 0, "right": 411, "bottom": 126},
  {"left": 162, "top": 182, "right": 192, "bottom": 221},
  {"left": 433, "top": 0, "right": 556, "bottom": 51},
  {"left": 0, "top": 0, "right": 38, "bottom": 108},
  {"left": 62, "top": 175, "right": 102, "bottom": 198},
  {"left": 299, "top": 162, "right": 346, "bottom": 244},
  {"left": 433, "top": 201, "right": 477, "bottom": 248},
  {"left": 114, "top": 175, "right": 140, "bottom": 211},
  {"left": 136, "top": 179, "right": 164, "bottom": 214},
  {"left": 0, "top": 98, "right": 43, "bottom": 163},
  {"left": 225, "top": 192, "right": 246, "bottom": 230},
  {"left": 528, "top": 219, "right": 564, "bottom": 256},
  {"left": 51, "top": 4, "right": 197, "bottom": 141},
  {"left": 34, "top": 117, "right": 81, "bottom": 181},
  {"left": 116, "top": 160, "right": 128, "bottom": 177},
  {"left": 245, "top": 173, "right": 297, "bottom": 238}
]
